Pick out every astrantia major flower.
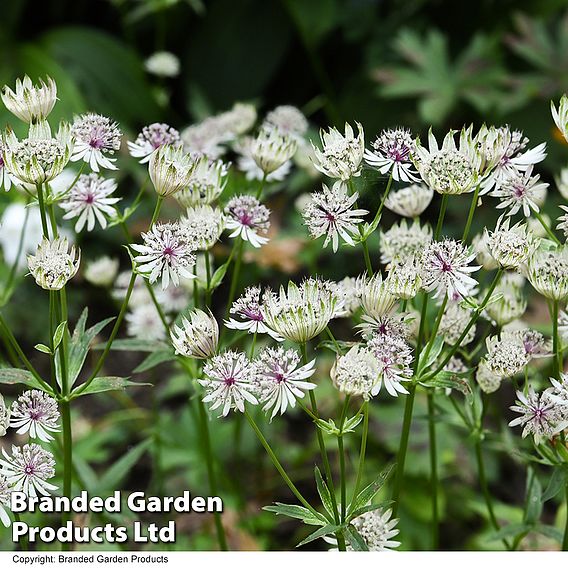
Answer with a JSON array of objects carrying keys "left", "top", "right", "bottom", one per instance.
[
  {"left": 224, "top": 194, "right": 270, "bottom": 248},
  {"left": 501, "top": 328, "right": 551, "bottom": 361},
  {"left": 59, "top": 173, "right": 120, "bottom": 232},
  {"left": 552, "top": 94, "right": 568, "bottom": 144},
  {"left": 414, "top": 130, "right": 479, "bottom": 195},
  {"left": 312, "top": 122, "right": 364, "bottom": 180},
  {"left": 473, "top": 231, "right": 499, "bottom": 270},
  {"left": 491, "top": 166, "right": 548, "bottom": 217},
  {"left": 0, "top": 444, "right": 57, "bottom": 497},
  {"left": 84, "top": 256, "right": 119, "bottom": 287},
  {"left": 364, "top": 127, "right": 418, "bottom": 182},
  {"left": 131, "top": 222, "right": 196, "bottom": 290},
  {"left": 9, "top": 390, "right": 60, "bottom": 442},
  {"left": 176, "top": 155, "right": 228, "bottom": 205},
  {"left": 27, "top": 237, "right": 80, "bottom": 290},
  {"left": 359, "top": 273, "right": 398, "bottom": 319},
  {"left": 235, "top": 136, "right": 292, "bottom": 182},
  {"left": 379, "top": 219, "right": 432, "bottom": 265},
  {"left": 255, "top": 347, "right": 316, "bottom": 419},
  {"left": 367, "top": 333, "right": 413, "bottom": 397},
  {"left": 180, "top": 205, "right": 224, "bottom": 250},
  {"left": 556, "top": 167, "right": 568, "bottom": 200},
  {"left": 251, "top": 127, "right": 297, "bottom": 175},
  {"left": 331, "top": 345, "right": 379, "bottom": 399},
  {"left": 527, "top": 246, "right": 568, "bottom": 300},
  {"left": 560, "top": 310, "right": 568, "bottom": 343},
  {"left": 557, "top": 205, "right": 568, "bottom": 239},
  {"left": 302, "top": 181, "right": 368, "bottom": 252},
  {"left": 144, "top": 51, "right": 180, "bottom": 78},
  {"left": 70, "top": 113, "right": 122, "bottom": 172},
  {"left": 349, "top": 508, "right": 400, "bottom": 551},
  {"left": 476, "top": 359, "right": 502, "bottom": 394},
  {"left": 439, "top": 303, "right": 476, "bottom": 346},
  {"left": 199, "top": 351, "right": 258, "bottom": 416},
  {"left": 384, "top": 183, "right": 434, "bottom": 218},
  {"left": 331, "top": 276, "right": 362, "bottom": 317},
  {"left": 125, "top": 304, "right": 165, "bottom": 341},
  {"left": 386, "top": 257, "right": 422, "bottom": 300},
  {"left": 149, "top": 144, "right": 195, "bottom": 198},
  {"left": 509, "top": 386, "right": 568, "bottom": 444},
  {"left": 127, "top": 123, "right": 181, "bottom": 163},
  {"left": 171, "top": 309, "right": 218, "bottom": 359},
  {"left": 0, "top": 394, "right": 9, "bottom": 437},
  {"left": 485, "top": 217, "right": 536, "bottom": 269},
  {"left": 420, "top": 239, "right": 480, "bottom": 300},
  {"left": 225, "top": 286, "right": 283, "bottom": 340},
  {"left": 484, "top": 335, "right": 529, "bottom": 378},
  {"left": 3, "top": 126, "right": 71, "bottom": 185},
  {"left": 0, "top": 475, "right": 11, "bottom": 527},
  {"left": 262, "top": 279, "right": 338, "bottom": 343},
  {"left": 263, "top": 105, "right": 308, "bottom": 139},
  {"left": 1, "top": 75, "right": 57, "bottom": 124}
]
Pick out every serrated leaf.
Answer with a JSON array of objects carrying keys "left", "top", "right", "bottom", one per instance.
[
  {"left": 133, "top": 350, "right": 177, "bottom": 374},
  {"left": 314, "top": 466, "right": 336, "bottom": 520},
  {"left": 0, "top": 368, "right": 52, "bottom": 393},
  {"left": 296, "top": 523, "right": 341, "bottom": 548},
  {"left": 542, "top": 467, "right": 568, "bottom": 502},
  {"left": 53, "top": 321, "right": 67, "bottom": 351},
  {"left": 93, "top": 439, "right": 152, "bottom": 493},
  {"left": 344, "top": 525, "right": 369, "bottom": 551},
  {"left": 71, "top": 376, "right": 150, "bottom": 398},
  {"left": 263, "top": 503, "right": 327, "bottom": 526},
  {"left": 422, "top": 371, "right": 472, "bottom": 396},
  {"left": 348, "top": 462, "right": 395, "bottom": 518},
  {"left": 34, "top": 343, "right": 52, "bottom": 354}
]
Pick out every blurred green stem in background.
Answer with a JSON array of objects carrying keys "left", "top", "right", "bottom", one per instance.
[{"left": 462, "top": 185, "right": 480, "bottom": 242}]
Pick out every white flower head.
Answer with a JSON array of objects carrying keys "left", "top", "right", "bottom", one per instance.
[
  {"left": 112, "top": 270, "right": 150, "bottom": 307},
  {"left": 0, "top": 444, "right": 57, "bottom": 497},
  {"left": 126, "top": 304, "right": 165, "bottom": 341},
  {"left": 367, "top": 333, "right": 413, "bottom": 397},
  {"left": 484, "top": 335, "right": 529, "bottom": 378},
  {"left": 384, "top": 183, "right": 434, "bottom": 218},
  {"left": 176, "top": 155, "right": 228, "bottom": 206},
  {"left": 527, "top": 246, "right": 568, "bottom": 300},
  {"left": 420, "top": 239, "right": 480, "bottom": 300},
  {"left": 263, "top": 279, "right": 338, "bottom": 343},
  {"left": 0, "top": 475, "right": 12, "bottom": 527},
  {"left": 144, "top": 51, "right": 180, "bottom": 77},
  {"left": 27, "top": 237, "right": 80, "bottom": 290},
  {"left": 149, "top": 143, "right": 195, "bottom": 197},
  {"left": 70, "top": 113, "right": 121, "bottom": 172},
  {"left": 199, "top": 350, "right": 258, "bottom": 416},
  {"left": 414, "top": 129, "right": 479, "bottom": 195},
  {"left": 380, "top": 219, "right": 432, "bottom": 265},
  {"left": 84, "top": 256, "right": 119, "bottom": 287},
  {"left": 386, "top": 257, "right": 422, "bottom": 300},
  {"left": 472, "top": 231, "right": 499, "bottom": 270},
  {"left": 359, "top": 273, "right": 398, "bottom": 319},
  {"left": 302, "top": 181, "right": 368, "bottom": 252},
  {"left": 501, "top": 328, "right": 551, "bottom": 361},
  {"left": 552, "top": 95, "right": 568, "bottom": 143},
  {"left": 557, "top": 205, "right": 568, "bottom": 239},
  {"left": 155, "top": 282, "right": 191, "bottom": 314},
  {"left": 171, "top": 309, "right": 219, "bottom": 359},
  {"left": 132, "top": 222, "right": 196, "bottom": 290},
  {"left": 224, "top": 194, "right": 270, "bottom": 248},
  {"left": 255, "top": 347, "right": 316, "bottom": 419},
  {"left": 485, "top": 217, "right": 536, "bottom": 269},
  {"left": 59, "top": 173, "right": 120, "bottom": 232},
  {"left": 364, "top": 127, "right": 419, "bottom": 182},
  {"left": 9, "top": 390, "right": 60, "bottom": 442},
  {"left": 235, "top": 136, "right": 292, "bottom": 182},
  {"left": 509, "top": 386, "right": 568, "bottom": 444},
  {"left": 349, "top": 508, "right": 400, "bottom": 551},
  {"left": 251, "top": 127, "right": 297, "bottom": 175},
  {"left": 180, "top": 205, "right": 225, "bottom": 250},
  {"left": 0, "top": 395, "right": 9, "bottom": 437},
  {"left": 312, "top": 122, "right": 364, "bottom": 180},
  {"left": 4, "top": 125, "right": 72, "bottom": 185},
  {"left": 1, "top": 75, "right": 57, "bottom": 124},
  {"left": 491, "top": 166, "right": 548, "bottom": 217},
  {"left": 331, "top": 345, "right": 379, "bottom": 399},
  {"left": 331, "top": 276, "right": 362, "bottom": 317},
  {"left": 476, "top": 359, "right": 502, "bottom": 394},
  {"left": 560, "top": 310, "right": 568, "bottom": 344},
  {"left": 263, "top": 105, "right": 308, "bottom": 139},
  {"left": 127, "top": 123, "right": 181, "bottom": 163},
  {"left": 440, "top": 303, "right": 476, "bottom": 346},
  {"left": 555, "top": 167, "right": 568, "bottom": 200},
  {"left": 225, "top": 286, "right": 283, "bottom": 340}
]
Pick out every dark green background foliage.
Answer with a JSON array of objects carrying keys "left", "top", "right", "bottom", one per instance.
[{"left": 0, "top": 0, "right": 568, "bottom": 552}]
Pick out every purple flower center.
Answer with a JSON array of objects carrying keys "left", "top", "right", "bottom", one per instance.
[
  {"left": 24, "top": 465, "right": 35, "bottom": 475},
  {"left": 238, "top": 212, "right": 253, "bottom": 226},
  {"left": 274, "top": 372, "right": 286, "bottom": 383},
  {"left": 224, "top": 376, "right": 236, "bottom": 386}
]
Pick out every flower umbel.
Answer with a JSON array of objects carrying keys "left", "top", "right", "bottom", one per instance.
[
  {"left": 225, "top": 195, "right": 270, "bottom": 248},
  {"left": 27, "top": 237, "right": 80, "bottom": 290},
  {"left": 9, "top": 390, "right": 60, "bottom": 442},
  {"left": 364, "top": 127, "right": 418, "bottom": 182},
  {"left": 171, "top": 309, "right": 219, "bottom": 359}
]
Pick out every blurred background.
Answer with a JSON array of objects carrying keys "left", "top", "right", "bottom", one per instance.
[{"left": 1, "top": 0, "right": 568, "bottom": 552}]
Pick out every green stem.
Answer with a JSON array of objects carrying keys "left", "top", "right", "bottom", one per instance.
[
  {"left": 435, "top": 194, "right": 448, "bottom": 240},
  {"left": 361, "top": 239, "right": 373, "bottom": 276},
  {"left": 150, "top": 196, "right": 164, "bottom": 228},
  {"left": 352, "top": 401, "right": 369, "bottom": 504},
  {"left": 249, "top": 331, "right": 258, "bottom": 359},
  {"left": 255, "top": 172, "right": 268, "bottom": 200},
  {"left": 337, "top": 396, "right": 350, "bottom": 523},
  {"left": 427, "top": 391, "right": 439, "bottom": 550},
  {"left": 533, "top": 209, "right": 561, "bottom": 245},
  {"left": 461, "top": 186, "right": 480, "bottom": 242},
  {"left": 224, "top": 239, "right": 244, "bottom": 321},
  {"left": 2, "top": 200, "right": 30, "bottom": 302},
  {"left": 562, "top": 482, "right": 568, "bottom": 551},
  {"left": 205, "top": 252, "right": 212, "bottom": 308},
  {"left": 198, "top": 398, "right": 228, "bottom": 551},
  {"left": 35, "top": 183, "right": 50, "bottom": 238},
  {"left": 551, "top": 300, "right": 561, "bottom": 380},
  {"left": 368, "top": 173, "right": 393, "bottom": 232},
  {"left": 60, "top": 401, "right": 72, "bottom": 551}
]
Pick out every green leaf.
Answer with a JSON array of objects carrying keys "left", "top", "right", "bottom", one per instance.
[
  {"left": 296, "top": 523, "right": 341, "bottom": 548},
  {"left": 314, "top": 466, "right": 336, "bottom": 520},
  {"left": 422, "top": 370, "right": 472, "bottom": 396},
  {"left": 533, "top": 524, "right": 564, "bottom": 543},
  {"left": 418, "top": 336, "right": 445, "bottom": 373},
  {"left": 348, "top": 462, "right": 395, "bottom": 518},
  {"left": 96, "top": 339, "right": 170, "bottom": 352},
  {"left": 53, "top": 321, "right": 67, "bottom": 352},
  {"left": 71, "top": 376, "right": 150, "bottom": 398},
  {"left": 350, "top": 500, "right": 394, "bottom": 519},
  {"left": 34, "top": 343, "right": 52, "bottom": 355},
  {"left": 315, "top": 340, "right": 356, "bottom": 356},
  {"left": 133, "top": 350, "right": 177, "bottom": 374},
  {"left": 344, "top": 525, "right": 369, "bottom": 551},
  {"left": 263, "top": 503, "right": 327, "bottom": 526},
  {"left": 524, "top": 467, "right": 543, "bottom": 525},
  {"left": 93, "top": 439, "right": 152, "bottom": 494},
  {"left": 208, "top": 262, "right": 229, "bottom": 291},
  {"left": 486, "top": 523, "right": 530, "bottom": 542},
  {"left": 0, "top": 368, "right": 51, "bottom": 392},
  {"left": 542, "top": 467, "right": 568, "bottom": 502}
]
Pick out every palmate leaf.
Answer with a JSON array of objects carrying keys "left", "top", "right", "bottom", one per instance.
[
  {"left": 263, "top": 503, "right": 328, "bottom": 526},
  {"left": 0, "top": 368, "right": 52, "bottom": 393},
  {"left": 296, "top": 523, "right": 341, "bottom": 548},
  {"left": 347, "top": 462, "right": 395, "bottom": 519}
]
